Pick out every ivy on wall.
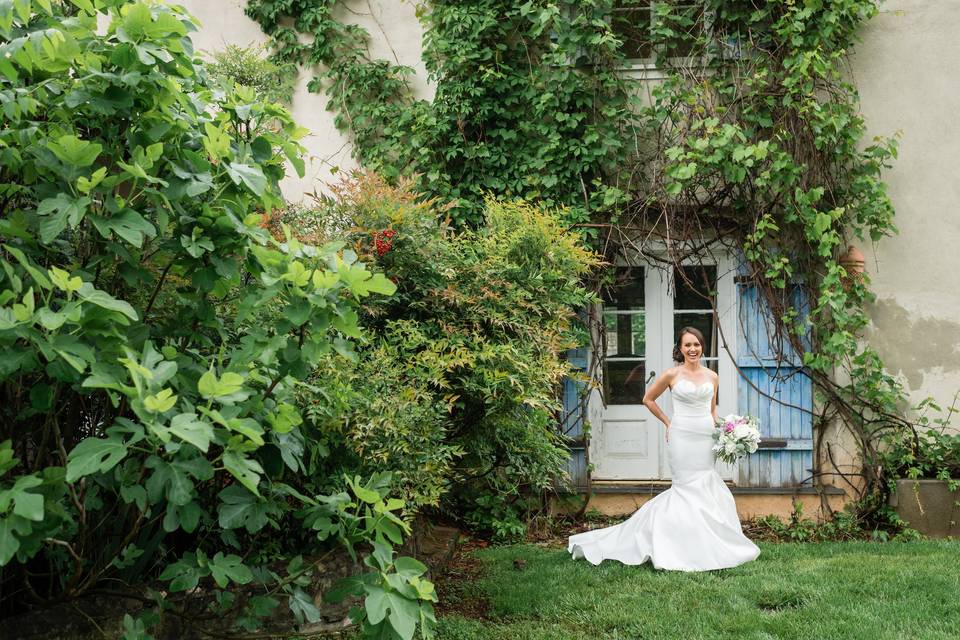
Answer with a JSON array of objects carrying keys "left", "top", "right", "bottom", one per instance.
[
  {"left": 247, "top": 0, "right": 910, "bottom": 524},
  {"left": 245, "top": 0, "right": 641, "bottom": 227}
]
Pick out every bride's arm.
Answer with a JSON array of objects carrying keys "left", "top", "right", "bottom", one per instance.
[
  {"left": 710, "top": 372, "right": 720, "bottom": 424},
  {"left": 642, "top": 369, "right": 675, "bottom": 430}
]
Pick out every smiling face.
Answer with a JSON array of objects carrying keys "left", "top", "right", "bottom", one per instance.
[{"left": 680, "top": 331, "right": 702, "bottom": 363}]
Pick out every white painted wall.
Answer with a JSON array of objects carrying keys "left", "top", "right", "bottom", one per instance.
[{"left": 853, "top": 0, "right": 960, "bottom": 409}]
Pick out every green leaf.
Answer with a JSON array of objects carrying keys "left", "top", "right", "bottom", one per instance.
[
  {"left": 197, "top": 370, "right": 248, "bottom": 403},
  {"left": 120, "top": 484, "right": 147, "bottom": 511},
  {"left": 168, "top": 413, "right": 213, "bottom": 452},
  {"left": 226, "top": 163, "right": 267, "bottom": 197},
  {"left": 66, "top": 433, "right": 129, "bottom": 482},
  {"left": 77, "top": 283, "right": 139, "bottom": 320},
  {"left": 0, "top": 517, "right": 22, "bottom": 565},
  {"left": 393, "top": 557, "right": 428, "bottom": 580},
  {"left": 353, "top": 485, "right": 381, "bottom": 505},
  {"left": 89, "top": 209, "right": 156, "bottom": 247},
  {"left": 116, "top": 160, "right": 149, "bottom": 180},
  {"left": 77, "top": 167, "right": 107, "bottom": 194},
  {"left": 386, "top": 591, "right": 419, "bottom": 640},
  {"left": 122, "top": 2, "right": 153, "bottom": 39},
  {"left": 47, "top": 134, "right": 102, "bottom": 168},
  {"left": 337, "top": 263, "right": 397, "bottom": 297},
  {"left": 324, "top": 576, "right": 364, "bottom": 604},
  {"left": 68, "top": 0, "right": 95, "bottom": 14},
  {"left": 225, "top": 418, "right": 264, "bottom": 446},
  {"left": 222, "top": 450, "right": 263, "bottom": 495},
  {"left": 4, "top": 245, "right": 52, "bottom": 290},
  {"left": 365, "top": 585, "right": 388, "bottom": 624},
  {"left": 145, "top": 457, "right": 194, "bottom": 506},
  {"left": 144, "top": 388, "right": 177, "bottom": 414},
  {"left": 202, "top": 122, "right": 231, "bottom": 159},
  {"left": 218, "top": 484, "right": 272, "bottom": 533},
  {"left": 48, "top": 266, "right": 83, "bottom": 293},
  {"left": 36, "top": 194, "right": 90, "bottom": 243},
  {"left": 288, "top": 586, "right": 321, "bottom": 624},
  {"left": 159, "top": 556, "right": 206, "bottom": 592},
  {"left": 209, "top": 552, "right": 253, "bottom": 588},
  {"left": 12, "top": 491, "right": 43, "bottom": 522}
]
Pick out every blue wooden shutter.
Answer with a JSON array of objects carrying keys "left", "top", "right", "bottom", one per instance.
[
  {"left": 735, "top": 279, "right": 814, "bottom": 487},
  {"left": 561, "top": 313, "right": 588, "bottom": 490}
]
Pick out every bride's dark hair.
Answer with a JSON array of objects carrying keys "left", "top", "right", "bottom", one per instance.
[{"left": 673, "top": 326, "right": 706, "bottom": 363}]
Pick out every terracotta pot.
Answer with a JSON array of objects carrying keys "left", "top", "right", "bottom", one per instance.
[{"left": 889, "top": 479, "right": 960, "bottom": 537}]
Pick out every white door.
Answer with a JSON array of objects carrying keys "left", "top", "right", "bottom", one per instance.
[
  {"left": 592, "top": 257, "right": 738, "bottom": 481},
  {"left": 592, "top": 266, "right": 662, "bottom": 479}
]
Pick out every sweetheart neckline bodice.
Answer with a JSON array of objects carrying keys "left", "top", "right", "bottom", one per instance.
[
  {"left": 674, "top": 377, "right": 713, "bottom": 390},
  {"left": 671, "top": 376, "right": 714, "bottom": 417}
]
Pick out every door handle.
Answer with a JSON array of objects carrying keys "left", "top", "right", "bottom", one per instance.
[{"left": 646, "top": 370, "right": 656, "bottom": 385}]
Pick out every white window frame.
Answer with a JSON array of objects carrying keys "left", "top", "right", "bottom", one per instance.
[{"left": 609, "top": 1, "right": 744, "bottom": 80}]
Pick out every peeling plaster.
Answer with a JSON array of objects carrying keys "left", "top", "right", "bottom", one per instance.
[{"left": 866, "top": 298, "right": 960, "bottom": 390}]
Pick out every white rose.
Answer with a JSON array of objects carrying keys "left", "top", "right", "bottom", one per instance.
[{"left": 724, "top": 442, "right": 737, "bottom": 455}]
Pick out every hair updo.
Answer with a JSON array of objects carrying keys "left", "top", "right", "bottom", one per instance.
[{"left": 672, "top": 326, "right": 706, "bottom": 364}]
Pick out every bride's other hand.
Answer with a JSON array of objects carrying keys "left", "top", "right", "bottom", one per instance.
[{"left": 642, "top": 368, "right": 678, "bottom": 428}]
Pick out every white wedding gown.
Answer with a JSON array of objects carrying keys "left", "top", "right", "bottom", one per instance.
[{"left": 568, "top": 377, "right": 760, "bottom": 571}]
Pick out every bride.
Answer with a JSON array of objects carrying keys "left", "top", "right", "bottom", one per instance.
[{"left": 568, "top": 326, "right": 760, "bottom": 572}]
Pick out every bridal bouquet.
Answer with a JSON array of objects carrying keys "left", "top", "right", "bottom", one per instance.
[{"left": 712, "top": 414, "right": 762, "bottom": 464}]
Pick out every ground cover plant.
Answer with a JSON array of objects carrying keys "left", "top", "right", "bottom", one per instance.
[{"left": 433, "top": 541, "right": 960, "bottom": 640}]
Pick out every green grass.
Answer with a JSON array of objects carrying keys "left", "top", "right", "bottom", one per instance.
[{"left": 436, "top": 541, "right": 960, "bottom": 640}]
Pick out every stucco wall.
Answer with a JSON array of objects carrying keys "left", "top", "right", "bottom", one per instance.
[
  {"left": 177, "top": 0, "right": 432, "bottom": 202},
  {"left": 853, "top": 0, "right": 960, "bottom": 409}
]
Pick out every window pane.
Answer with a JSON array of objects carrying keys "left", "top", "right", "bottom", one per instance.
[
  {"left": 604, "top": 312, "right": 645, "bottom": 357},
  {"left": 674, "top": 312, "right": 717, "bottom": 358},
  {"left": 674, "top": 265, "right": 716, "bottom": 310},
  {"left": 604, "top": 359, "right": 647, "bottom": 404},
  {"left": 603, "top": 266, "right": 645, "bottom": 310},
  {"left": 612, "top": 2, "right": 652, "bottom": 59}
]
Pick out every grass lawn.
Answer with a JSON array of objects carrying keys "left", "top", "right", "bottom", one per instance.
[{"left": 435, "top": 540, "right": 960, "bottom": 640}]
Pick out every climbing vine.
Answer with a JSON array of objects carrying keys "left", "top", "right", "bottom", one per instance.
[
  {"left": 245, "top": 0, "right": 641, "bottom": 227},
  {"left": 247, "top": 0, "right": 914, "bottom": 527}
]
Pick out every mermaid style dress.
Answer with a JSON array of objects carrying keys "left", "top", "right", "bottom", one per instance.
[{"left": 568, "top": 377, "right": 760, "bottom": 571}]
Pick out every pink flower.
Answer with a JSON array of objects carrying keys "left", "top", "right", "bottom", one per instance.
[{"left": 725, "top": 424, "right": 734, "bottom": 433}]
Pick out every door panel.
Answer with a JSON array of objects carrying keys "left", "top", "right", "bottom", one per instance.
[{"left": 593, "top": 266, "right": 660, "bottom": 480}]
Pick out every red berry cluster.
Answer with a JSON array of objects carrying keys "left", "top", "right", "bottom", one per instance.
[{"left": 373, "top": 229, "right": 397, "bottom": 256}]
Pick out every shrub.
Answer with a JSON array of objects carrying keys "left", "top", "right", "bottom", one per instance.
[
  {"left": 290, "top": 173, "right": 600, "bottom": 536},
  {"left": 0, "top": 5, "right": 438, "bottom": 638},
  {"left": 205, "top": 43, "right": 297, "bottom": 106},
  {"left": 879, "top": 396, "right": 960, "bottom": 485}
]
